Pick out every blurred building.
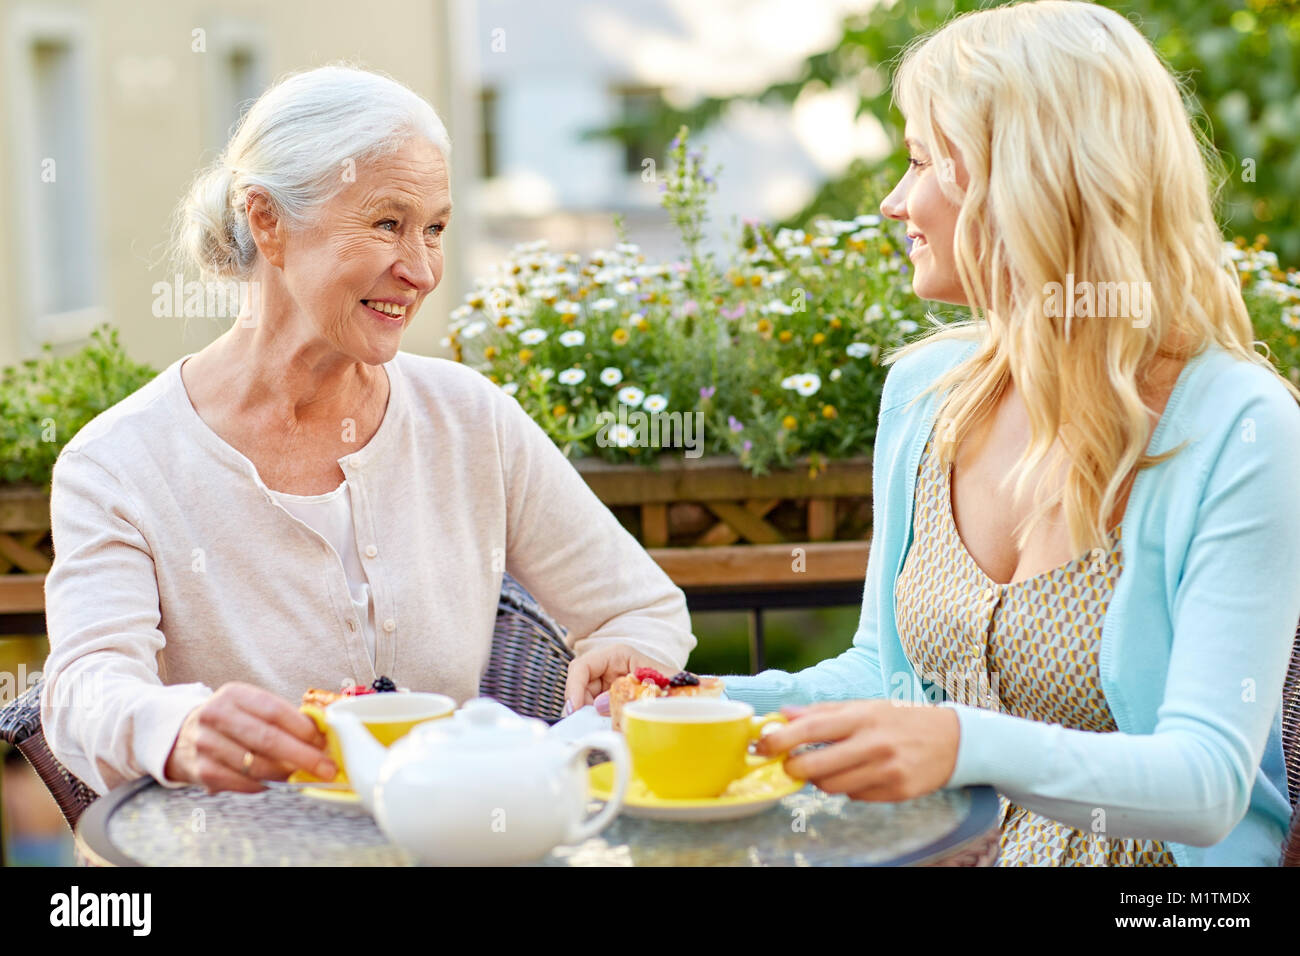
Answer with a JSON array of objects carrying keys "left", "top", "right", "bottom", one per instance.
[
  {"left": 466, "top": 0, "right": 886, "bottom": 287},
  {"left": 0, "top": 0, "right": 886, "bottom": 369},
  {"left": 0, "top": 0, "right": 467, "bottom": 369}
]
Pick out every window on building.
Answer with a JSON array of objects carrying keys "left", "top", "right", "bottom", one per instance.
[
  {"left": 480, "top": 87, "right": 499, "bottom": 179},
  {"left": 8, "top": 7, "right": 102, "bottom": 346},
  {"left": 615, "top": 86, "right": 670, "bottom": 176},
  {"left": 203, "top": 22, "right": 268, "bottom": 153}
]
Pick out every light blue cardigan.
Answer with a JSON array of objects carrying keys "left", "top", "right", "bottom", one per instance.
[{"left": 723, "top": 334, "right": 1300, "bottom": 866}]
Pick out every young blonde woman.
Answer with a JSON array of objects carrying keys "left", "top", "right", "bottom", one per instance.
[{"left": 725, "top": 0, "right": 1300, "bottom": 866}]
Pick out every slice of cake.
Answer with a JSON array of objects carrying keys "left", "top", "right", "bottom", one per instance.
[{"left": 608, "top": 668, "right": 724, "bottom": 732}]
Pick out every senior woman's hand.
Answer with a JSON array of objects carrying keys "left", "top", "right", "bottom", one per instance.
[
  {"left": 754, "top": 700, "right": 961, "bottom": 802},
  {"left": 563, "top": 644, "right": 677, "bottom": 716},
  {"left": 163, "top": 682, "right": 338, "bottom": 793}
]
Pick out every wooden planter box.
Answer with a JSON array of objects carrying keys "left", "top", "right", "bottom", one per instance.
[
  {"left": 573, "top": 456, "right": 872, "bottom": 593},
  {"left": 0, "top": 484, "right": 52, "bottom": 616},
  {"left": 0, "top": 456, "right": 874, "bottom": 616}
]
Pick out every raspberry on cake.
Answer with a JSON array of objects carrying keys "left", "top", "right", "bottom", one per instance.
[{"left": 608, "top": 668, "right": 724, "bottom": 732}]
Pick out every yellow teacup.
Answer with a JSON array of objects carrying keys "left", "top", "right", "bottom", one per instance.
[
  {"left": 622, "top": 697, "right": 790, "bottom": 799},
  {"left": 290, "top": 692, "right": 456, "bottom": 787}
]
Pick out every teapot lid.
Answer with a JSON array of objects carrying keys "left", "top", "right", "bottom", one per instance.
[{"left": 410, "top": 697, "right": 549, "bottom": 751}]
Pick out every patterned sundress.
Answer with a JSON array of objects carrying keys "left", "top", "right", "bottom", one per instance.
[{"left": 894, "top": 427, "right": 1177, "bottom": 866}]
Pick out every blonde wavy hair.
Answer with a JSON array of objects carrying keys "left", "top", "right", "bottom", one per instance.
[{"left": 885, "top": 0, "right": 1300, "bottom": 561}]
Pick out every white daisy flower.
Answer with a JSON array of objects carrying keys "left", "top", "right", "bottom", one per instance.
[
  {"left": 642, "top": 394, "right": 668, "bottom": 413},
  {"left": 460, "top": 321, "right": 487, "bottom": 339},
  {"left": 846, "top": 342, "right": 872, "bottom": 359},
  {"left": 898, "top": 320, "right": 919, "bottom": 334},
  {"left": 519, "top": 328, "right": 547, "bottom": 345},
  {"left": 1283, "top": 306, "right": 1300, "bottom": 330},
  {"left": 764, "top": 300, "right": 795, "bottom": 316},
  {"left": 608, "top": 424, "right": 635, "bottom": 447},
  {"left": 559, "top": 330, "right": 585, "bottom": 347},
  {"left": 556, "top": 301, "right": 581, "bottom": 317},
  {"left": 558, "top": 368, "right": 586, "bottom": 386},
  {"left": 450, "top": 304, "right": 474, "bottom": 321},
  {"left": 538, "top": 368, "right": 555, "bottom": 382},
  {"left": 615, "top": 280, "right": 638, "bottom": 295},
  {"left": 501, "top": 382, "right": 519, "bottom": 396},
  {"left": 592, "top": 298, "right": 617, "bottom": 312},
  {"left": 855, "top": 214, "right": 882, "bottom": 226},
  {"left": 864, "top": 304, "right": 885, "bottom": 323},
  {"left": 780, "top": 375, "right": 799, "bottom": 390},
  {"left": 600, "top": 367, "right": 624, "bottom": 386},
  {"left": 615, "top": 242, "right": 640, "bottom": 256},
  {"left": 793, "top": 373, "right": 821, "bottom": 397},
  {"left": 618, "top": 386, "right": 645, "bottom": 407},
  {"left": 830, "top": 368, "right": 842, "bottom": 381}
]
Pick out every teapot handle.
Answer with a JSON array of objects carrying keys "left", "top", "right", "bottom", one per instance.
[{"left": 564, "top": 731, "right": 630, "bottom": 844}]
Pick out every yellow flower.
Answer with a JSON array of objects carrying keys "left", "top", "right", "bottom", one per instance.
[
  {"left": 635, "top": 317, "right": 650, "bottom": 332},
  {"left": 488, "top": 374, "right": 500, "bottom": 384},
  {"left": 542, "top": 295, "right": 557, "bottom": 306},
  {"left": 821, "top": 404, "right": 837, "bottom": 419},
  {"left": 1288, "top": 334, "right": 1298, "bottom": 346},
  {"left": 731, "top": 273, "right": 746, "bottom": 288},
  {"left": 829, "top": 317, "right": 842, "bottom": 330},
  {"left": 469, "top": 296, "right": 485, "bottom": 309},
  {"left": 756, "top": 319, "right": 773, "bottom": 337},
  {"left": 778, "top": 330, "right": 793, "bottom": 344},
  {"left": 518, "top": 349, "right": 533, "bottom": 364},
  {"left": 497, "top": 315, "right": 513, "bottom": 328},
  {"left": 812, "top": 332, "right": 826, "bottom": 345},
  {"left": 750, "top": 275, "right": 763, "bottom": 287},
  {"left": 552, "top": 404, "right": 568, "bottom": 417},
  {"left": 782, "top": 415, "right": 797, "bottom": 430},
  {"left": 612, "top": 328, "right": 630, "bottom": 345},
  {"left": 484, "top": 346, "right": 498, "bottom": 360},
  {"left": 562, "top": 314, "right": 577, "bottom": 325},
  {"left": 577, "top": 287, "right": 589, "bottom": 299}
]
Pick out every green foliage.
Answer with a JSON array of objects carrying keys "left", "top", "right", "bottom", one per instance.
[
  {"left": 594, "top": 0, "right": 1300, "bottom": 262},
  {"left": 0, "top": 325, "right": 159, "bottom": 488}
]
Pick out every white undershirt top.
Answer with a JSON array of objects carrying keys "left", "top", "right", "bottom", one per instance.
[{"left": 266, "top": 480, "right": 377, "bottom": 665}]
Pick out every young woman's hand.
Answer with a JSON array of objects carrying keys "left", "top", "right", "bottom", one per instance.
[{"left": 754, "top": 700, "right": 961, "bottom": 802}]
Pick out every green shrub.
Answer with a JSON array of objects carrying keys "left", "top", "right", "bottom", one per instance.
[{"left": 0, "top": 325, "right": 158, "bottom": 488}]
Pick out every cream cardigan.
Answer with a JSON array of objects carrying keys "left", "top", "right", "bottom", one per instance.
[{"left": 41, "top": 351, "right": 695, "bottom": 795}]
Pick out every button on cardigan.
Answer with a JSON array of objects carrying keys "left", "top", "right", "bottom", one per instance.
[
  {"left": 723, "top": 334, "right": 1300, "bottom": 866},
  {"left": 42, "top": 351, "right": 696, "bottom": 796}
]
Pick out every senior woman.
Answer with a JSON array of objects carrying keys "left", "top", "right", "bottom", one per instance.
[
  {"left": 726, "top": 1, "right": 1300, "bottom": 866},
  {"left": 41, "top": 64, "right": 694, "bottom": 797}
]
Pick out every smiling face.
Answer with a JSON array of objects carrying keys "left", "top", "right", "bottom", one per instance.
[
  {"left": 880, "top": 121, "right": 967, "bottom": 305},
  {"left": 274, "top": 136, "right": 452, "bottom": 365}
]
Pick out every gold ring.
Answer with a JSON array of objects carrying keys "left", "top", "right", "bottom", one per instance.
[{"left": 241, "top": 750, "right": 255, "bottom": 775}]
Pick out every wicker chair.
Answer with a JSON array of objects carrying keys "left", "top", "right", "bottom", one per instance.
[
  {"left": 1281, "top": 620, "right": 1300, "bottom": 866},
  {"left": 0, "top": 573, "right": 572, "bottom": 833}
]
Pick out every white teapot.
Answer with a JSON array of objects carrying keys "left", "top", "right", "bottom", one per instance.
[{"left": 327, "top": 697, "right": 630, "bottom": 865}]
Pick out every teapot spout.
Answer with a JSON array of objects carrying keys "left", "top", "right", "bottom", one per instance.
[{"left": 325, "top": 710, "right": 385, "bottom": 814}]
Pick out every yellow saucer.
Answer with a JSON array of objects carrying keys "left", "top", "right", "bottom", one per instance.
[{"left": 588, "top": 761, "right": 804, "bottom": 821}]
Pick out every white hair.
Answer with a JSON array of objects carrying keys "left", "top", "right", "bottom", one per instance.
[{"left": 172, "top": 62, "right": 452, "bottom": 281}]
